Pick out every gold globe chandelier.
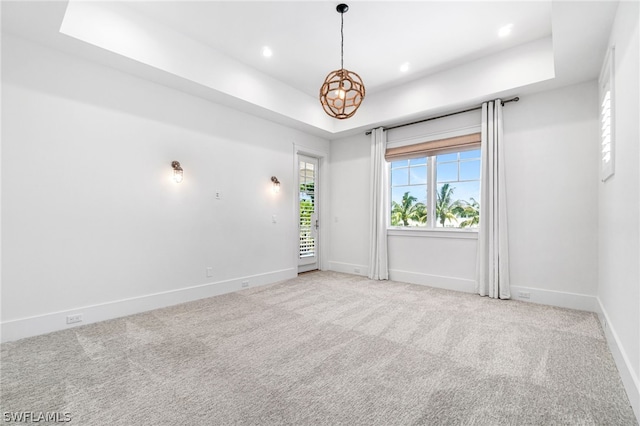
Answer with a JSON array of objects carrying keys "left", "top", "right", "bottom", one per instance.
[{"left": 319, "top": 3, "right": 365, "bottom": 120}]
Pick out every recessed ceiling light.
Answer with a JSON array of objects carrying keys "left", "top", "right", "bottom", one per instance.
[
  {"left": 400, "top": 62, "right": 410, "bottom": 73},
  {"left": 498, "top": 24, "right": 513, "bottom": 38},
  {"left": 262, "top": 46, "right": 273, "bottom": 58}
]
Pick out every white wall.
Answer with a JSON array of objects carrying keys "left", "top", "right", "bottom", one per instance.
[
  {"left": 329, "top": 81, "right": 600, "bottom": 311},
  {"left": 597, "top": 0, "right": 640, "bottom": 416},
  {"left": 504, "top": 81, "right": 600, "bottom": 305},
  {"left": 328, "top": 132, "right": 370, "bottom": 275},
  {"left": 387, "top": 232, "right": 478, "bottom": 292},
  {"left": 1, "top": 34, "right": 329, "bottom": 341}
]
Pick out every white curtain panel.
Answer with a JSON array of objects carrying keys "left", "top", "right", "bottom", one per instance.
[
  {"left": 476, "top": 100, "right": 510, "bottom": 299},
  {"left": 368, "top": 127, "right": 389, "bottom": 280}
]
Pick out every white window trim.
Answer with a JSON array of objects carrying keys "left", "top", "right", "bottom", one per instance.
[
  {"left": 387, "top": 227, "right": 478, "bottom": 239},
  {"left": 427, "top": 156, "right": 437, "bottom": 228}
]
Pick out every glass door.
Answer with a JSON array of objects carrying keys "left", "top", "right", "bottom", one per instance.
[{"left": 298, "top": 155, "right": 319, "bottom": 273}]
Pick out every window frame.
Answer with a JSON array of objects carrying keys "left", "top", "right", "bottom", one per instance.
[{"left": 389, "top": 143, "right": 481, "bottom": 233}]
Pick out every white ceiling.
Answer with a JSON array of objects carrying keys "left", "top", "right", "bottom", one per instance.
[
  {"left": 1, "top": 1, "right": 619, "bottom": 138},
  {"left": 125, "top": 1, "right": 553, "bottom": 97}
]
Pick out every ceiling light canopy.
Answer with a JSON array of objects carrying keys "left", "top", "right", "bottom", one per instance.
[{"left": 319, "top": 3, "right": 365, "bottom": 120}]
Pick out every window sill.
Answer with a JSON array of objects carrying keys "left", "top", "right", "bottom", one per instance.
[{"left": 387, "top": 227, "right": 478, "bottom": 239}]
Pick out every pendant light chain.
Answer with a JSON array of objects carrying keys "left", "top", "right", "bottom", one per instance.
[{"left": 340, "top": 11, "right": 344, "bottom": 70}]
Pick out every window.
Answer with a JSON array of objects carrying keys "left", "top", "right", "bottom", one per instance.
[
  {"left": 390, "top": 158, "right": 427, "bottom": 226},
  {"left": 600, "top": 46, "right": 615, "bottom": 181},
  {"left": 390, "top": 144, "right": 481, "bottom": 229},
  {"left": 435, "top": 149, "right": 481, "bottom": 228},
  {"left": 299, "top": 159, "right": 316, "bottom": 258}
]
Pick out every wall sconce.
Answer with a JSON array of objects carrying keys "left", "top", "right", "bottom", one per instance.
[
  {"left": 271, "top": 176, "right": 280, "bottom": 193},
  {"left": 171, "top": 161, "right": 183, "bottom": 183}
]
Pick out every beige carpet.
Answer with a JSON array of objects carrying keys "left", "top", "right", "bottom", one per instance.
[{"left": 1, "top": 271, "right": 637, "bottom": 425}]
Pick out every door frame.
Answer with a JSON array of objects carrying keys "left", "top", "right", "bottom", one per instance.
[{"left": 293, "top": 144, "right": 329, "bottom": 272}]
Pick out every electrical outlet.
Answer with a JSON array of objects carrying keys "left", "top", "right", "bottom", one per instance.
[
  {"left": 206, "top": 267, "right": 213, "bottom": 277},
  {"left": 66, "top": 314, "right": 83, "bottom": 324},
  {"left": 215, "top": 190, "right": 221, "bottom": 200},
  {"left": 241, "top": 281, "right": 249, "bottom": 288},
  {"left": 517, "top": 291, "right": 531, "bottom": 299},
  {"left": 354, "top": 268, "right": 361, "bottom": 273}
]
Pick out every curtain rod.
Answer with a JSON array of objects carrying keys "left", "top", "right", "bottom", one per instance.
[{"left": 364, "top": 97, "right": 519, "bottom": 136}]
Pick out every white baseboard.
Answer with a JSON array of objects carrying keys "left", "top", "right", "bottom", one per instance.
[
  {"left": 596, "top": 298, "right": 640, "bottom": 421},
  {"left": 510, "top": 285, "right": 599, "bottom": 312},
  {"left": 328, "top": 266, "right": 600, "bottom": 313},
  {"left": 328, "top": 261, "right": 369, "bottom": 276},
  {"left": 0, "top": 268, "right": 296, "bottom": 343},
  {"left": 327, "top": 264, "right": 474, "bottom": 294},
  {"left": 388, "top": 269, "right": 476, "bottom": 293}
]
